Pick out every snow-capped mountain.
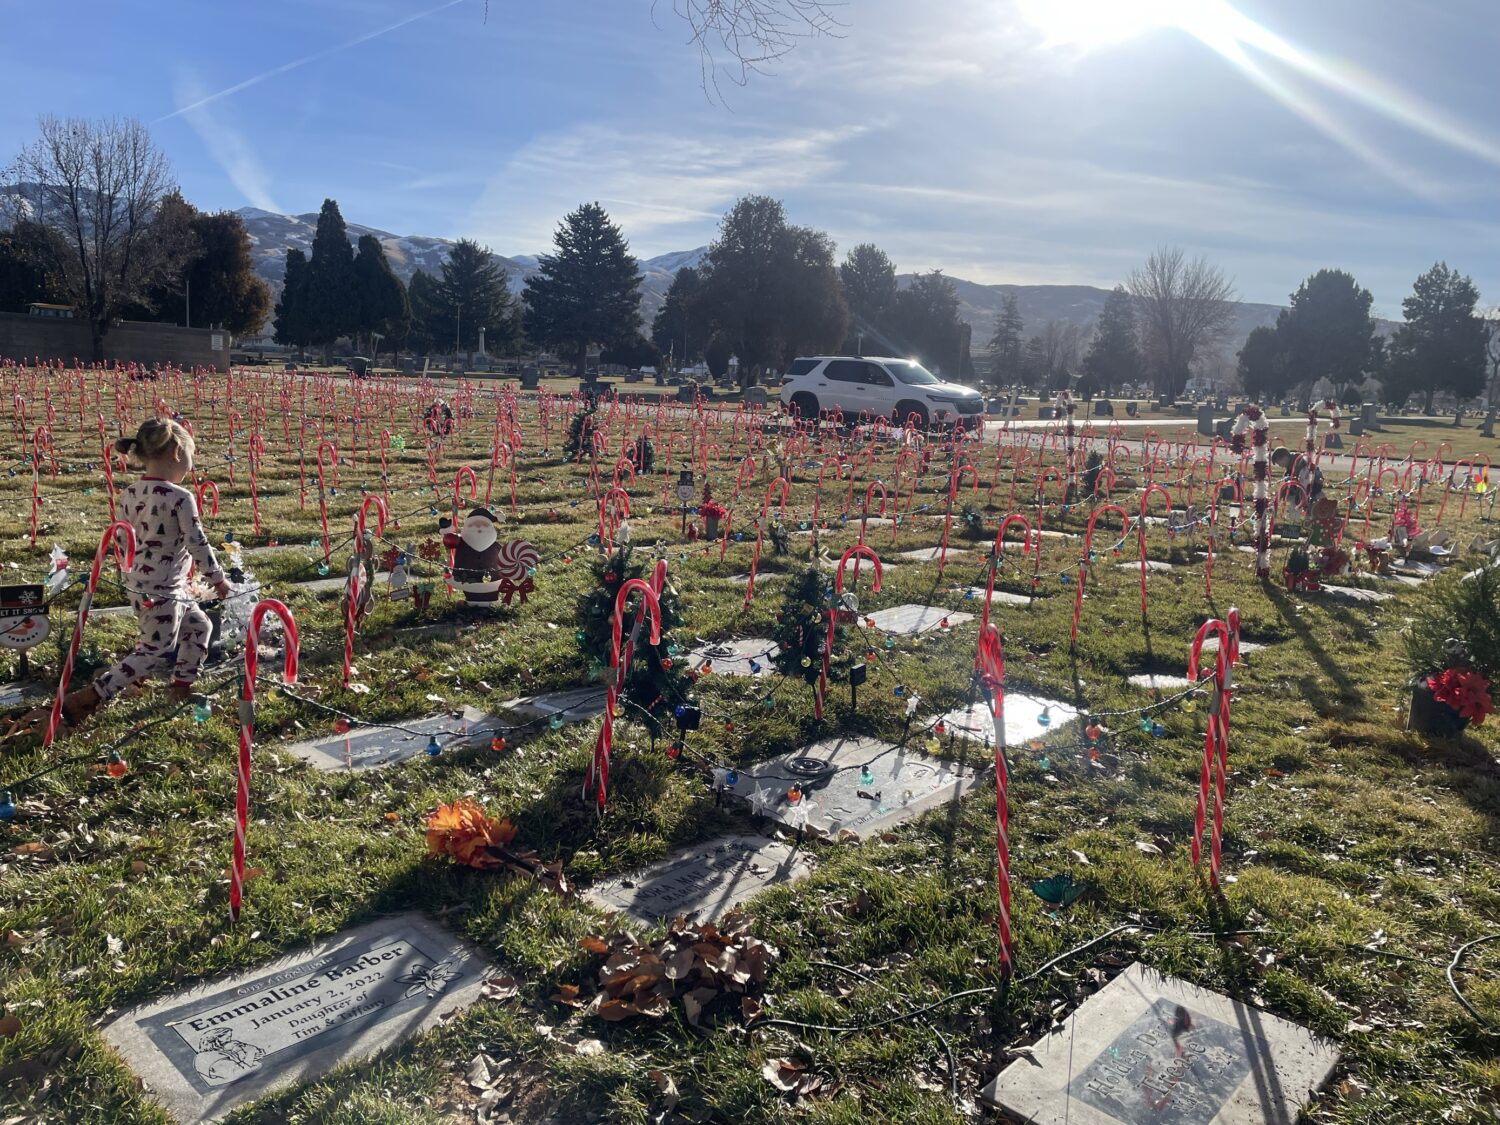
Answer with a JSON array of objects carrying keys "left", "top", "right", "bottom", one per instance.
[{"left": 235, "top": 207, "right": 701, "bottom": 324}]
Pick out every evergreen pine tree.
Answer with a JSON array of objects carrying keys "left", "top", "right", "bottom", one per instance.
[
  {"left": 576, "top": 546, "right": 693, "bottom": 735},
  {"left": 305, "top": 198, "right": 357, "bottom": 357},
  {"left": 771, "top": 565, "right": 858, "bottom": 688},
  {"left": 564, "top": 397, "right": 601, "bottom": 461},
  {"left": 438, "top": 238, "right": 514, "bottom": 359},
  {"left": 272, "top": 248, "right": 312, "bottom": 352},
  {"left": 524, "top": 202, "right": 643, "bottom": 376},
  {"left": 989, "top": 294, "right": 1025, "bottom": 384},
  {"left": 1081, "top": 285, "right": 1141, "bottom": 395},
  {"left": 351, "top": 234, "right": 409, "bottom": 356}
]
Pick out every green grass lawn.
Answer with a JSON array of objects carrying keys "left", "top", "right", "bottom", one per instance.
[{"left": 1, "top": 368, "right": 1498, "bottom": 1123}]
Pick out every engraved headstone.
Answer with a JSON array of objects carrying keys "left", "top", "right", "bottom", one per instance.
[
  {"left": 0, "top": 680, "right": 47, "bottom": 709},
  {"left": 498, "top": 685, "right": 606, "bottom": 724},
  {"left": 279, "top": 707, "right": 494, "bottom": 771},
  {"left": 983, "top": 962, "right": 1339, "bottom": 1124},
  {"left": 864, "top": 604, "right": 975, "bottom": 636},
  {"left": 585, "top": 834, "right": 817, "bottom": 926},
  {"left": 939, "top": 695, "right": 1080, "bottom": 746},
  {"left": 727, "top": 733, "right": 983, "bottom": 837},
  {"left": 688, "top": 637, "right": 779, "bottom": 677},
  {"left": 102, "top": 913, "right": 495, "bottom": 1123}
]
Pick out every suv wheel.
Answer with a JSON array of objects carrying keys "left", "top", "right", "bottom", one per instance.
[
  {"left": 895, "top": 401, "right": 929, "bottom": 430},
  {"left": 789, "top": 391, "right": 819, "bottom": 420}
]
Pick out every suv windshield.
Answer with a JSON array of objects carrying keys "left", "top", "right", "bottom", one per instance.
[{"left": 884, "top": 360, "right": 940, "bottom": 386}]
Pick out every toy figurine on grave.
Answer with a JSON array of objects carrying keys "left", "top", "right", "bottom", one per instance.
[
  {"left": 423, "top": 399, "right": 456, "bottom": 437},
  {"left": 441, "top": 507, "right": 503, "bottom": 604}
]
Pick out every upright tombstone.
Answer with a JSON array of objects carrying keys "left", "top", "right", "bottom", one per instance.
[
  {"left": 983, "top": 962, "right": 1339, "bottom": 1125},
  {"left": 1360, "top": 402, "right": 1380, "bottom": 431},
  {"left": 1480, "top": 409, "right": 1496, "bottom": 439},
  {"left": 101, "top": 914, "right": 495, "bottom": 1123},
  {"left": 1196, "top": 403, "right": 1215, "bottom": 436}
]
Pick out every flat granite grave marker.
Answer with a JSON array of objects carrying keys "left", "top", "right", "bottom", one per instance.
[
  {"left": 983, "top": 962, "right": 1339, "bottom": 1124},
  {"left": 895, "top": 546, "right": 968, "bottom": 563},
  {"left": 102, "top": 913, "right": 495, "bottom": 1123},
  {"left": 0, "top": 680, "right": 48, "bottom": 709},
  {"left": 727, "top": 733, "right": 983, "bottom": 837},
  {"left": 279, "top": 706, "right": 492, "bottom": 771},
  {"left": 688, "top": 636, "right": 779, "bottom": 677},
  {"left": 864, "top": 604, "right": 975, "bottom": 635},
  {"left": 585, "top": 834, "right": 817, "bottom": 926},
  {"left": 963, "top": 587, "right": 1035, "bottom": 607},
  {"left": 498, "top": 685, "right": 606, "bottom": 724},
  {"left": 939, "top": 695, "right": 1081, "bottom": 746},
  {"left": 1127, "top": 673, "right": 1198, "bottom": 692}
]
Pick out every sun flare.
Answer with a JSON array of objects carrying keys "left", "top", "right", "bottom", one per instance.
[{"left": 1016, "top": 0, "right": 1201, "bottom": 50}]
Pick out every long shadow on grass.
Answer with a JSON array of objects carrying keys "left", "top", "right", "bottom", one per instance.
[{"left": 1259, "top": 585, "right": 1364, "bottom": 707}]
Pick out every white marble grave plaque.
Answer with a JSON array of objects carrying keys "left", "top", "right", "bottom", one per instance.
[
  {"left": 983, "top": 962, "right": 1339, "bottom": 1124},
  {"left": 864, "top": 604, "right": 975, "bottom": 636},
  {"left": 963, "top": 587, "right": 1035, "bottom": 607},
  {"left": 939, "top": 695, "right": 1080, "bottom": 747},
  {"left": 1317, "top": 585, "right": 1393, "bottom": 605},
  {"left": 102, "top": 913, "right": 494, "bottom": 1122},
  {"left": 279, "top": 707, "right": 491, "bottom": 771},
  {"left": 1118, "top": 560, "right": 1178, "bottom": 574},
  {"left": 585, "top": 834, "right": 816, "bottom": 925},
  {"left": 728, "top": 733, "right": 984, "bottom": 837},
  {"left": 0, "top": 680, "right": 48, "bottom": 709},
  {"left": 1127, "top": 673, "right": 1198, "bottom": 692},
  {"left": 498, "top": 686, "right": 606, "bottom": 723},
  {"left": 688, "top": 637, "right": 779, "bottom": 677}
]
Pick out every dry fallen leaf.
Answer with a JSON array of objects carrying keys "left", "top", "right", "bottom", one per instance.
[
  {"left": 549, "top": 983, "right": 582, "bottom": 1007},
  {"left": 0, "top": 1012, "right": 20, "bottom": 1039},
  {"left": 481, "top": 975, "right": 519, "bottom": 1001}
]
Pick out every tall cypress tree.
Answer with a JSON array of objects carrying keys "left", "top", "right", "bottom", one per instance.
[
  {"left": 523, "top": 202, "right": 642, "bottom": 376},
  {"left": 272, "top": 248, "right": 312, "bottom": 354},
  {"left": 352, "top": 234, "right": 408, "bottom": 357},
  {"left": 305, "top": 198, "right": 356, "bottom": 359},
  {"left": 1081, "top": 285, "right": 1141, "bottom": 396},
  {"left": 989, "top": 294, "right": 1025, "bottom": 384}
]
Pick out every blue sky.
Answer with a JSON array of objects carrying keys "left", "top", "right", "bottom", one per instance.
[{"left": 4, "top": 0, "right": 1499, "bottom": 315}]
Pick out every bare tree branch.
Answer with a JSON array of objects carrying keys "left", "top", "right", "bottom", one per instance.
[
  {"left": 656, "top": 0, "right": 846, "bottom": 100},
  {"left": 1127, "top": 246, "right": 1236, "bottom": 399}
]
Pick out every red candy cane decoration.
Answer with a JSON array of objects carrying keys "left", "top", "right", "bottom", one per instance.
[
  {"left": 599, "top": 486, "right": 630, "bottom": 551},
  {"left": 974, "top": 622, "right": 1012, "bottom": 974},
  {"left": 231, "top": 600, "right": 300, "bottom": 921},
  {"left": 44, "top": 520, "right": 135, "bottom": 748},
  {"left": 196, "top": 477, "right": 219, "bottom": 518},
  {"left": 315, "top": 440, "right": 338, "bottom": 566},
  {"left": 449, "top": 465, "right": 478, "bottom": 585},
  {"left": 342, "top": 496, "right": 387, "bottom": 686},
  {"left": 938, "top": 462, "right": 979, "bottom": 579},
  {"left": 1137, "top": 482, "right": 1172, "bottom": 619},
  {"left": 983, "top": 514, "right": 1033, "bottom": 629},
  {"left": 585, "top": 578, "right": 663, "bottom": 814},
  {"left": 821, "top": 545, "right": 882, "bottom": 720},
  {"left": 1073, "top": 504, "right": 1129, "bottom": 649},
  {"left": 743, "top": 478, "right": 789, "bottom": 609},
  {"left": 1187, "top": 609, "right": 1238, "bottom": 887},
  {"left": 247, "top": 431, "right": 265, "bottom": 537}
]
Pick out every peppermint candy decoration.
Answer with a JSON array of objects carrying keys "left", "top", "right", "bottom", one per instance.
[{"left": 494, "top": 539, "right": 540, "bottom": 581}]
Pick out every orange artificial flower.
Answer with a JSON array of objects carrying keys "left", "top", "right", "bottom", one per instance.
[{"left": 425, "top": 799, "right": 518, "bottom": 869}]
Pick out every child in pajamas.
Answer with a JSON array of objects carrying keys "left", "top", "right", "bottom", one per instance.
[{"left": 16, "top": 419, "right": 230, "bottom": 739}]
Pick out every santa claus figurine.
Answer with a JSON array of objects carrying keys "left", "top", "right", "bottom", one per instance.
[{"left": 440, "top": 507, "right": 504, "bottom": 604}]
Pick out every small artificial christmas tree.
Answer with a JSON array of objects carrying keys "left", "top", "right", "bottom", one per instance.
[
  {"left": 564, "top": 396, "right": 600, "bottom": 462},
  {"left": 770, "top": 565, "right": 857, "bottom": 688},
  {"left": 576, "top": 545, "right": 692, "bottom": 734}
]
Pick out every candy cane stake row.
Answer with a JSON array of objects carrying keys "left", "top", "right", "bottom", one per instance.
[
  {"left": 1230, "top": 407, "right": 1271, "bottom": 578},
  {"left": 315, "top": 441, "right": 338, "bottom": 566},
  {"left": 231, "top": 600, "right": 300, "bottom": 921},
  {"left": 1072, "top": 505, "right": 1129, "bottom": 649},
  {"left": 44, "top": 521, "right": 136, "bottom": 748},
  {"left": 974, "top": 623, "right": 1012, "bottom": 975},
  {"left": 983, "top": 514, "right": 1034, "bottom": 630},
  {"left": 1187, "top": 609, "right": 1238, "bottom": 888},
  {"left": 584, "top": 578, "right": 663, "bottom": 814},
  {"left": 820, "top": 545, "right": 882, "bottom": 720}
]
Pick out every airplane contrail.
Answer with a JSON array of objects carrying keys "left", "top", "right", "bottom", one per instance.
[{"left": 154, "top": 0, "right": 466, "bottom": 123}]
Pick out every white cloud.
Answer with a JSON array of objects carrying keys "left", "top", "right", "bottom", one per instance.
[
  {"left": 174, "top": 73, "right": 282, "bottom": 213},
  {"left": 466, "top": 121, "right": 870, "bottom": 253}
]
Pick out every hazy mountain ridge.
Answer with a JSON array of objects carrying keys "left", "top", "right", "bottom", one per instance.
[{"left": 234, "top": 207, "right": 1299, "bottom": 350}]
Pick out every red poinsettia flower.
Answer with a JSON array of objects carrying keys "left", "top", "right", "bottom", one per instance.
[{"left": 1428, "top": 669, "right": 1494, "bottom": 726}]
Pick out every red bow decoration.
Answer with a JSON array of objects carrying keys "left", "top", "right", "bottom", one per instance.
[{"left": 499, "top": 576, "right": 535, "bottom": 605}]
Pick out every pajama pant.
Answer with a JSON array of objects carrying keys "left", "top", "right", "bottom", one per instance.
[{"left": 92, "top": 590, "right": 211, "bottom": 702}]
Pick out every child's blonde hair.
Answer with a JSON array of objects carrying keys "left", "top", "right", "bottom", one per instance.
[{"left": 114, "top": 418, "right": 195, "bottom": 468}]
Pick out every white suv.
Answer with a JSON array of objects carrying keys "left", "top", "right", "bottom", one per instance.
[{"left": 779, "top": 356, "right": 986, "bottom": 430}]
